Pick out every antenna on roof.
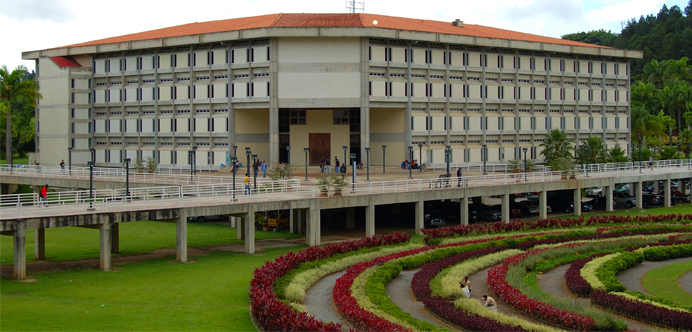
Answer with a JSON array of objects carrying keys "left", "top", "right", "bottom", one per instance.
[{"left": 346, "top": 0, "right": 364, "bottom": 13}]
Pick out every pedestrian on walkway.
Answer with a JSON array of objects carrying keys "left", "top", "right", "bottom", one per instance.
[
  {"left": 340, "top": 163, "right": 346, "bottom": 179},
  {"left": 460, "top": 276, "right": 471, "bottom": 298},
  {"left": 40, "top": 184, "right": 48, "bottom": 206},
  {"left": 261, "top": 161, "right": 267, "bottom": 178},
  {"left": 325, "top": 159, "right": 331, "bottom": 174},
  {"left": 650, "top": 155, "right": 654, "bottom": 171},
  {"left": 244, "top": 173, "right": 250, "bottom": 195},
  {"left": 482, "top": 295, "right": 497, "bottom": 312},
  {"left": 60, "top": 160, "right": 66, "bottom": 174},
  {"left": 320, "top": 158, "right": 325, "bottom": 173},
  {"left": 457, "top": 167, "right": 462, "bottom": 187}
]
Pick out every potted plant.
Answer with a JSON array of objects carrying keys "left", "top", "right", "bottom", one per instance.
[
  {"left": 133, "top": 157, "right": 144, "bottom": 174},
  {"left": 145, "top": 156, "right": 157, "bottom": 173},
  {"left": 317, "top": 174, "right": 331, "bottom": 197},
  {"left": 524, "top": 159, "right": 535, "bottom": 172},
  {"left": 550, "top": 157, "right": 575, "bottom": 180},
  {"left": 508, "top": 159, "right": 521, "bottom": 173},
  {"left": 331, "top": 174, "right": 347, "bottom": 196},
  {"left": 256, "top": 213, "right": 270, "bottom": 231}
]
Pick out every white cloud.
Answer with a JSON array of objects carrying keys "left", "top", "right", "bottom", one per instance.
[{"left": 0, "top": 0, "right": 75, "bottom": 23}]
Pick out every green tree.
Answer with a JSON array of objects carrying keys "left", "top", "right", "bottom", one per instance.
[
  {"left": 575, "top": 136, "right": 607, "bottom": 164},
  {"left": 0, "top": 65, "right": 40, "bottom": 162},
  {"left": 539, "top": 129, "right": 573, "bottom": 166},
  {"left": 607, "top": 146, "right": 630, "bottom": 163}
]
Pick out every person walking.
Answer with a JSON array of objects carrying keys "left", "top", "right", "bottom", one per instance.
[
  {"left": 60, "top": 160, "right": 66, "bottom": 174},
  {"left": 334, "top": 157, "right": 340, "bottom": 170},
  {"left": 244, "top": 173, "right": 250, "bottom": 195},
  {"left": 650, "top": 155, "right": 654, "bottom": 171},
  {"left": 340, "top": 163, "right": 346, "bottom": 179},
  {"left": 460, "top": 276, "right": 471, "bottom": 298},
  {"left": 320, "top": 158, "right": 325, "bottom": 173},
  {"left": 482, "top": 295, "right": 497, "bottom": 312},
  {"left": 40, "top": 184, "right": 48, "bottom": 207},
  {"left": 325, "top": 158, "right": 331, "bottom": 174},
  {"left": 457, "top": 167, "right": 462, "bottom": 187},
  {"left": 261, "top": 161, "right": 267, "bottom": 178}
]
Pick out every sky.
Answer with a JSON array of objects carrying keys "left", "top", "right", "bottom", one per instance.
[{"left": 1, "top": 0, "right": 689, "bottom": 72}]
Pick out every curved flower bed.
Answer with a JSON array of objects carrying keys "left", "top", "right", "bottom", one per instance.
[
  {"left": 591, "top": 290, "right": 692, "bottom": 331},
  {"left": 422, "top": 296, "right": 527, "bottom": 332},
  {"left": 564, "top": 253, "right": 609, "bottom": 297},
  {"left": 249, "top": 232, "right": 410, "bottom": 331}
]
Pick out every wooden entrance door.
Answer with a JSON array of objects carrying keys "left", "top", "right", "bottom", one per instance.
[{"left": 309, "top": 133, "right": 330, "bottom": 166}]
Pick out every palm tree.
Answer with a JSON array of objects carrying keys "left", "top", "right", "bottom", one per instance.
[
  {"left": 606, "top": 146, "right": 629, "bottom": 163},
  {"left": 0, "top": 65, "right": 41, "bottom": 163},
  {"left": 575, "top": 136, "right": 607, "bottom": 164},
  {"left": 539, "top": 129, "right": 573, "bottom": 166},
  {"left": 631, "top": 81, "right": 657, "bottom": 107},
  {"left": 642, "top": 59, "right": 667, "bottom": 88}
]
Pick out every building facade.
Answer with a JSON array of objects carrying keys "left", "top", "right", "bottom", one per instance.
[{"left": 23, "top": 13, "right": 643, "bottom": 168}]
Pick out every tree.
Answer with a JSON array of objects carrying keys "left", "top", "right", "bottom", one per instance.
[
  {"left": 607, "top": 146, "right": 630, "bottom": 163},
  {"left": 0, "top": 65, "right": 40, "bottom": 163},
  {"left": 575, "top": 137, "right": 607, "bottom": 164},
  {"left": 539, "top": 129, "right": 573, "bottom": 166}
]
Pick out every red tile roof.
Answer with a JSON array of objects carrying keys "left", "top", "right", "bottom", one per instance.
[
  {"left": 50, "top": 56, "right": 82, "bottom": 67},
  {"left": 60, "top": 13, "right": 606, "bottom": 49}
]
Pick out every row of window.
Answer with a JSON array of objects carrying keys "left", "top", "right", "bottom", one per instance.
[
  {"left": 87, "top": 82, "right": 270, "bottom": 103},
  {"left": 412, "top": 115, "right": 627, "bottom": 131},
  {"left": 369, "top": 47, "right": 628, "bottom": 75},
  {"left": 86, "top": 118, "right": 232, "bottom": 134},
  {"left": 93, "top": 47, "right": 270, "bottom": 73}
]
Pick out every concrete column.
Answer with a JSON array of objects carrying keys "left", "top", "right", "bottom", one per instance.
[
  {"left": 573, "top": 188, "right": 582, "bottom": 216},
  {"left": 13, "top": 223, "right": 26, "bottom": 280},
  {"left": 230, "top": 216, "right": 236, "bottom": 228},
  {"left": 269, "top": 108, "right": 279, "bottom": 165},
  {"left": 307, "top": 204, "right": 320, "bottom": 246},
  {"left": 100, "top": 221, "right": 112, "bottom": 271},
  {"left": 176, "top": 212, "right": 188, "bottom": 262},
  {"left": 245, "top": 206, "right": 255, "bottom": 254},
  {"left": 347, "top": 207, "right": 356, "bottom": 230},
  {"left": 681, "top": 179, "right": 687, "bottom": 195},
  {"left": 501, "top": 194, "right": 510, "bottom": 223},
  {"left": 34, "top": 228, "right": 45, "bottom": 260},
  {"left": 664, "top": 179, "right": 671, "bottom": 208},
  {"left": 289, "top": 208, "right": 295, "bottom": 234},
  {"left": 635, "top": 181, "right": 643, "bottom": 209},
  {"left": 460, "top": 197, "right": 469, "bottom": 226},
  {"left": 539, "top": 191, "right": 548, "bottom": 219},
  {"left": 237, "top": 215, "right": 245, "bottom": 240},
  {"left": 415, "top": 198, "right": 424, "bottom": 235},
  {"left": 111, "top": 223, "right": 119, "bottom": 253},
  {"left": 365, "top": 203, "right": 375, "bottom": 237},
  {"left": 297, "top": 210, "right": 305, "bottom": 234},
  {"left": 605, "top": 185, "right": 613, "bottom": 212}
]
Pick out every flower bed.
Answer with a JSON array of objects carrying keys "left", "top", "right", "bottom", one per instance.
[
  {"left": 515, "top": 230, "right": 688, "bottom": 250},
  {"left": 250, "top": 232, "right": 410, "bottom": 331},
  {"left": 436, "top": 249, "right": 522, "bottom": 299},
  {"left": 594, "top": 251, "right": 643, "bottom": 292},
  {"left": 591, "top": 290, "right": 692, "bottom": 331},
  {"left": 422, "top": 296, "right": 527, "bottom": 332},
  {"left": 564, "top": 253, "right": 609, "bottom": 297},
  {"left": 643, "top": 242, "right": 692, "bottom": 260}
]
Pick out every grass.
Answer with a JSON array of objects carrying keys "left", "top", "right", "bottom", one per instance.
[
  {"left": 0, "top": 246, "right": 306, "bottom": 331},
  {"left": 1, "top": 221, "right": 302, "bottom": 265},
  {"left": 641, "top": 260, "right": 692, "bottom": 307},
  {"left": 1, "top": 154, "right": 29, "bottom": 165}
]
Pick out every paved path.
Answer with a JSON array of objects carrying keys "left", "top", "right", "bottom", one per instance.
[
  {"left": 387, "top": 269, "right": 461, "bottom": 331},
  {"left": 617, "top": 257, "right": 692, "bottom": 295},
  {"left": 539, "top": 265, "right": 653, "bottom": 331},
  {"left": 303, "top": 271, "right": 350, "bottom": 327}
]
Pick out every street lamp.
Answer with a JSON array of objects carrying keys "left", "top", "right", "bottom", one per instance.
[
  {"left": 192, "top": 146, "right": 197, "bottom": 177},
  {"left": 230, "top": 156, "right": 238, "bottom": 201},
  {"left": 252, "top": 154, "right": 258, "bottom": 189},
  {"left": 304, "top": 148, "right": 309, "bottom": 180},
  {"left": 351, "top": 152, "right": 357, "bottom": 191},
  {"left": 365, "top": 147, "right": 370, "bottom": 181},
  {"left": 87, "top": 161, "right": 95, "bottom": 211},
  {"left": 408, "top": 146, "right": 413, "bottom": 179},
  {"left": 638, "top": 144, "right": 642, "bottom": 173},
  {"left": 286, "top": 146, "right": 291, "bottom": 164},
  {"left": 343, "top": 146, "right": 348, "bottom": 166},
  {"left": 67, "top": 147, "right": 72, "bottom": 176},
  {"left": 482, "top": 144, "right": 488, "bottom": 175},
  {"left": 584, "top": 146, "right": 589, "bottom": 177},
  {"left": 90, "top": 148, "right": 95, "bottom": 163},
  {"left": 418, "top": 143, "right": 423, "bottom": 173},
  {"left": 233, "top": 145, "right": 238, "bottom": 158},
  {"left": 188, "top": 150, "right": 194, "bottom": 182},
  {"left": 445, "top": 145, "right": 451, "bottom": 176},
  {"left": 124, "top": 158, "right": 131, "bottom": 201},
  {"left": 523, "top": 147, "right": 528, "bottom": 181},
  {"left": 382, "top": 145, "right": 386, "bottom": 174},
  {"left": 245, "top": 147, "right": 251, "bottom": 179},
  {"left": 579, "top": 145, "right": 585, "bottom": 175}
]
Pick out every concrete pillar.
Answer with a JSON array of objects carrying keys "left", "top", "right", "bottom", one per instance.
[
  {"left": 539, "top": 191, "right": 548, "bottom": 219},
  {"left": 307, "top": 204, "right": 320, "bottom": 246},
  {"left": 655, "top": 181, "right": 660, "bottom": 194},
  {"left": 176, "top": 212, "right": 188, "bottom": 262},
  {"left": 111, "top": 223, "right": 119, "bottom": 253},
  {"left": 501, "top": 194, "right": 510, "bottom": 223},
  {"left": 664, "top": 179, "right": 671, "bottom": 208},
  {"left": 230, "top": 216, "right": 236, "bottom": 228},
  {"left": 347, "top": 207, "right": 356, "bottom": 230},
  {"left": 289, "top": 208, "right": 295, "bottom": 234},
  {"left": 34, "top": 228, "right": 45, "bottom": 260},
  {"left": 460, "top": 197, "right": 469, "bottom": 226},
  {"left": 415, "top": 198, "right": 424, "bottom": 235},
  {"left": 365, "top": 203, "right": 375, "bottom": 237},
  {"left": 573, "top": 188, "right": 582, "bottom": 216},
  {"left": 605, "top": 185, "right": 613, "bottom": 212},
  {"left": 269, "top": 107, "right": 279, "bottom": 166},
  {"left": 13, "top": 223, "right": 26, "bottom": 280},
  {"left": 681, "top": 179, "right": 687, "bottom": 195},
  {"left": 245, "top": 206, "right": 255, "bottom": 254},
  {"left": 297, "top": 210, "right": 305, "bottom": 234},
  {"left": 99, "top": 221, "right": 112, "bottom": 271},
  {"left": 237, "top": 215, "right": 245, "bottom": 240},
  {"left": 632, "top": 181, "right": 641, "bottom": 209}
]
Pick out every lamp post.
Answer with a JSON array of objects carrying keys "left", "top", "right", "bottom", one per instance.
[
  {"left": 192, "top": 146, "right": 197, "bottom": 177},
  {"left": 68, "top": 147, "right": 72, "bottom": 176},
  {"left": 638, "top": 144, "right": 642, "bottom": 173},
  {"left": 87, "top": 161, "right": 95, "bottom": 211},
  {"left": 9, "top": 147, "right": 13, "bottom": 173},
  {"left": 252, "top": 154, "right": 258, "bottom": 189},
  {"left": 90, "top": 148, "right": 95, "bottom": 163},
  {"left": 579, "top": 145, "right": 585, "bottom": 174},
  {"left": 677, "top": 142, "right": 681, "bottom": 166},
  {"left": 445, "top": 145, "right": 451, "bottom": 176},
  {"left": 343, "top": 146, "right": 348, "bottom": 166},
  {"left": 233, "top": 145, "right": 237, "bottom": 158},
  {"left": 584, "top": 146, "right": 589, "bottom": 177},
  {"left": 245, "top": 147, "right": 251, "bottom": 178},
  {"left": 124, "top": 158, "right": 131, "bottom": 201},
  {"left": 523, "top": 147, "right": 528, "bottom": 182},
  {"left": 382, "top": 145, "right": 386, "bottom": 174},
  {"left": 482, "top": 144, "right": 488, "bottom": 175},
  {"left": 418, "top": 143, "right": 423, "bottom": 172},
  {"left": 408, "top": 146, "right": 413, "bottom": 179},
  {"left": 286, "top": 146, "right": 291, "bottom": 164},
  {"left": 365, "top": 147, "right": 370, "bottom": 181},
  {"left": 189, "top": 150, "right": 194, "bottom": 182},
  {"left": 351, "top": 153, "right": 357, "bottom": 191},
  {"left": 304, "top": 148, "right": 309, "bottom": 180},
  {"left": 230, "top": 156, "right": 237, "bottom": 201}
]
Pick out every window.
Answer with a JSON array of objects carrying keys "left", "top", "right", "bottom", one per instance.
[
  {"left": 71, "top": 79, "right": 75, "bottom": 88},
  {"left": 589, "top": 117, "right": 594, "bottom": 129},
  {"left": 560, "top": 117, "right": 566, "bottom": 129},
  {"left": 514, "top": 56, "right": 520, "bottom": 69},
  {"left": 530, "top": 117, "right": 536, "bottom": 130},
  {"left": 560, "top": 59, "right": 565, "bottom": 71},
  {"left": 463, "top": 116, "right": 469, "bottom": 130},
  {"left": 497, "top": 55, "right": 504, "bottom": 68},
  {"left": 498, "top": 117, "right": 504, "bottom": 130},
  {"left": 530, "top": 57, "right": 536, "bottom": 70},
  {"left": 588, "top": 62, "right": 593, "bottom": 74},
  {"left": 530, "top": 87, "right": 536, "bottom": 99},
  {"left": 333, "top": 110, "right": 349, "bottom": 125},
  {"left": 615, "top": 117, "right": 620, "bottom": 129},
  {"left": 498, "top": 86, "right": 504, "bottom": 99},
  {"left": 463, "top": 52, "right": 469, "bottom": 66},
  {"left": 545, "top": 117, "right": 551, "bottom": 129},
  {"left": 425, "top": 116, "right": 432, "bottom": 130}
]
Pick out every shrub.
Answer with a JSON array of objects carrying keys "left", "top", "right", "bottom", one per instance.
[
  {"left": 591, "top": 290, "right": 692, "bottom": 331},
  {"left": 643, "top": 242, "right": 692, "bottom": 261},
  {"left": 565, "top": 253, "right": 609, "bottom": 297},
  {"left": 595, "top": 251, "right": 643, "bottom": 292}
]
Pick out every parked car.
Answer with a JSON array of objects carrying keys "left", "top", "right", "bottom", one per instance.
[
  {"left": 267, "top": 212, "right": 290, "bottom": 229},
  {"left": 585, "top": 187, "right": 604, "bottom": 197},
  {"left": 642, "top": 182, "right": 656, "bottom": 193},
  {"left": 187, "top": 215, "right": 229, "bottom": 222},
  {"left": 641, "top": 193, "right": 663, "bottom": 207},
  {"left": 519, "top": 199, "right": 553, "bottom": 215},
  {"left": 614, "top": 184, "right": 631, "bottom": 193},
  {"left": 489, "top": 204, "right": 522, "bottom": 219},
  {"left": 581, "top": 202, "right": 594, "bottom": 212},
  {"left": 470, "top": 204, "right": 502, "bottom": 222},
  {"left": 424, "top": 210, "right": 454, "bottom": 228},
  {"left": 547, "top": 196, "right": 575, "bottom": 214},
  {"left": 613, "top": 191, "right": 636, "bottom": 208}
]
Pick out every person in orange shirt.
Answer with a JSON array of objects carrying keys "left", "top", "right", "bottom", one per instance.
[{"left": 244, "top": 173, "right": 250, "bottom": 195}]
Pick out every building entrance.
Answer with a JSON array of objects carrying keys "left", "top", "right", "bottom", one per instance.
[{"left": 309, "top": 133, "right": 331, "bottom": 166}]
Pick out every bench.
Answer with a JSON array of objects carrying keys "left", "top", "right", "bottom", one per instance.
[{"left": 430, "top": 174, "right": 451, "bottom": 188}]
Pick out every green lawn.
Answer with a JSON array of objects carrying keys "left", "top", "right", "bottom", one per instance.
[
  {"left": 1, "top": 154, "right": 29, "bottom": 165},
  {"left": 641, "top": 260, "right": 692, "bottom": 307},
  {"left": 1, "top": 221, "right": 302, "bottom": 265},
  {"left": 1, "top": 246, "right": 305, "bottom": 331}
]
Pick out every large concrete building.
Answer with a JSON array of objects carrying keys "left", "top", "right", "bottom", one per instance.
[{"left": 22, "top": 13, "right": 642, "bottom": 168}]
